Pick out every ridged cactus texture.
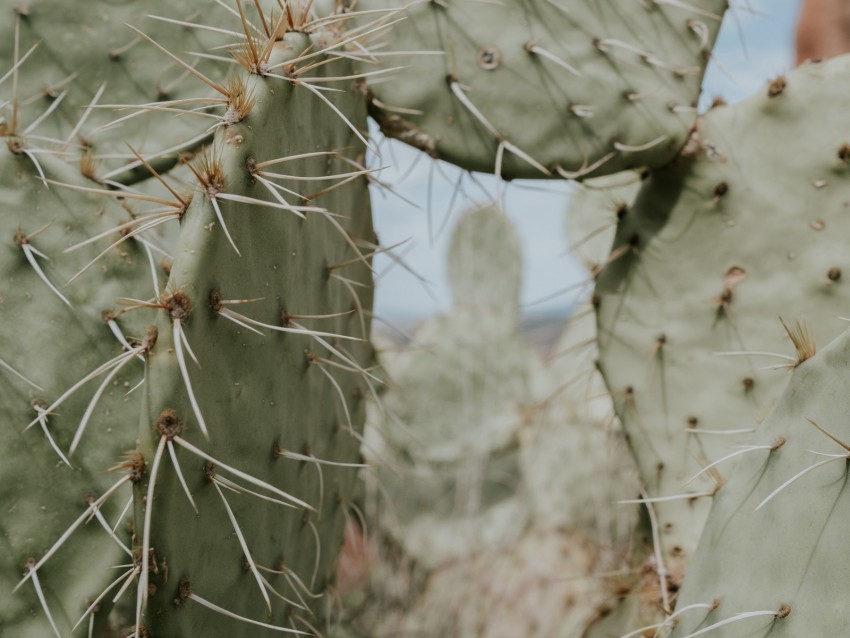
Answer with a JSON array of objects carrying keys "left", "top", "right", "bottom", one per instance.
[
  {"left": 3, "top": 2, "right": 376, "bottom": 636},
  {"left": 351, "top": 206, "right": 638, "bottom": 637},
  {"left": 594, "top": 53, "right": 850, "bottom": 624},
  {"left": 359, "top": 0, "right": 727, "bottom": 178},
  {"left": 668, "top": 327, "right": 850, "bottom": 637}
]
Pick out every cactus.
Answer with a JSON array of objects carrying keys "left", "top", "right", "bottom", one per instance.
[
  {"left": 346, "top": 205, "right": 639, "bottom": 637},
  {"left": 593, "top": 53, "right": 850, "bottom": 625},
  {"left": 0, "top": 147, "right": 153, "bottom": 638},
  {"left": 666, "top": 327, "right": 850, "bottom": 637},
  {"left": 358, "top": 0, "right": 727, "bottom": 179},
  {"left": 11, "top": 1, "right": 850, "bottom": 637},
  {"left": 368, "top": 206, "right": 539, "bottom": 568},
  {"left": 0, "top": 1, "right": 233, "bottom": 181},
  {"left": 3, "top": 2, "right": 376, "bottom": 636}
]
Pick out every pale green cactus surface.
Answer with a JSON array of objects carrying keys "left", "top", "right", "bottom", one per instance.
[
  {"left": 359, "top": 0, "right": 727, "bottom": 179},
  {"left": 595, "top": 54, "right": 850, "bottom": 621},
  {"left": 669, "top": 327, "right": 850, "bottom": 637}
]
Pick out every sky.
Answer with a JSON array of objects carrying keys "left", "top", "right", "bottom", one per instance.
[{"left": 368, "top": 1, "right": 801, "bottom": 326}]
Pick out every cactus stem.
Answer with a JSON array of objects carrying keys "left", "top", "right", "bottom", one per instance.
[{"left": 211, "top": 479, "right": 273, "bottom": 612}]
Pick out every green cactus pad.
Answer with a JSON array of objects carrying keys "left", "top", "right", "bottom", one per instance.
[
  {"left": 133, "top": 31, "right": 375, "bottom": 635},
  {"left": 0, "top": 0, "right": 231, "bottom": 178},
  {"left": 359, "top": 0, "right": 727, "bottom": 179},
  {"left": 667, "top": 329, "right": 850, "bottom": 637},
  {"left": 0, "top": 151, "right": 153, "bottom": 637},
  {"left": 595, "top": 54, "right": 850, "bottom": 605}
]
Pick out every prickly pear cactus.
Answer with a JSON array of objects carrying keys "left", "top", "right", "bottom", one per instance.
[
  {"left": 358, "top": 0, "right": 727, "bottom": 178},
  {"left": 371, "top": 206, "right": 539, "bottom": 566},
  {"left": 0, "top": 148, "right": 152, "bottom": 638},
  {"left": 351, "top": 205, "right": 638, "bottom": 637},
  {"left": 3, "top": 3, "right": 376, "bottom": 636},
  {"left": 595, "top": 54, "right": 850, "bottom": 622},
  {"left": 134, "top": 31, "right": 375, "bottom": 636},
  {"left": 667, "top": 327, "right": 850, "bottom": 637},
  {"left": 0, "top": 0, "right": 232, "bottom": 179}
]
